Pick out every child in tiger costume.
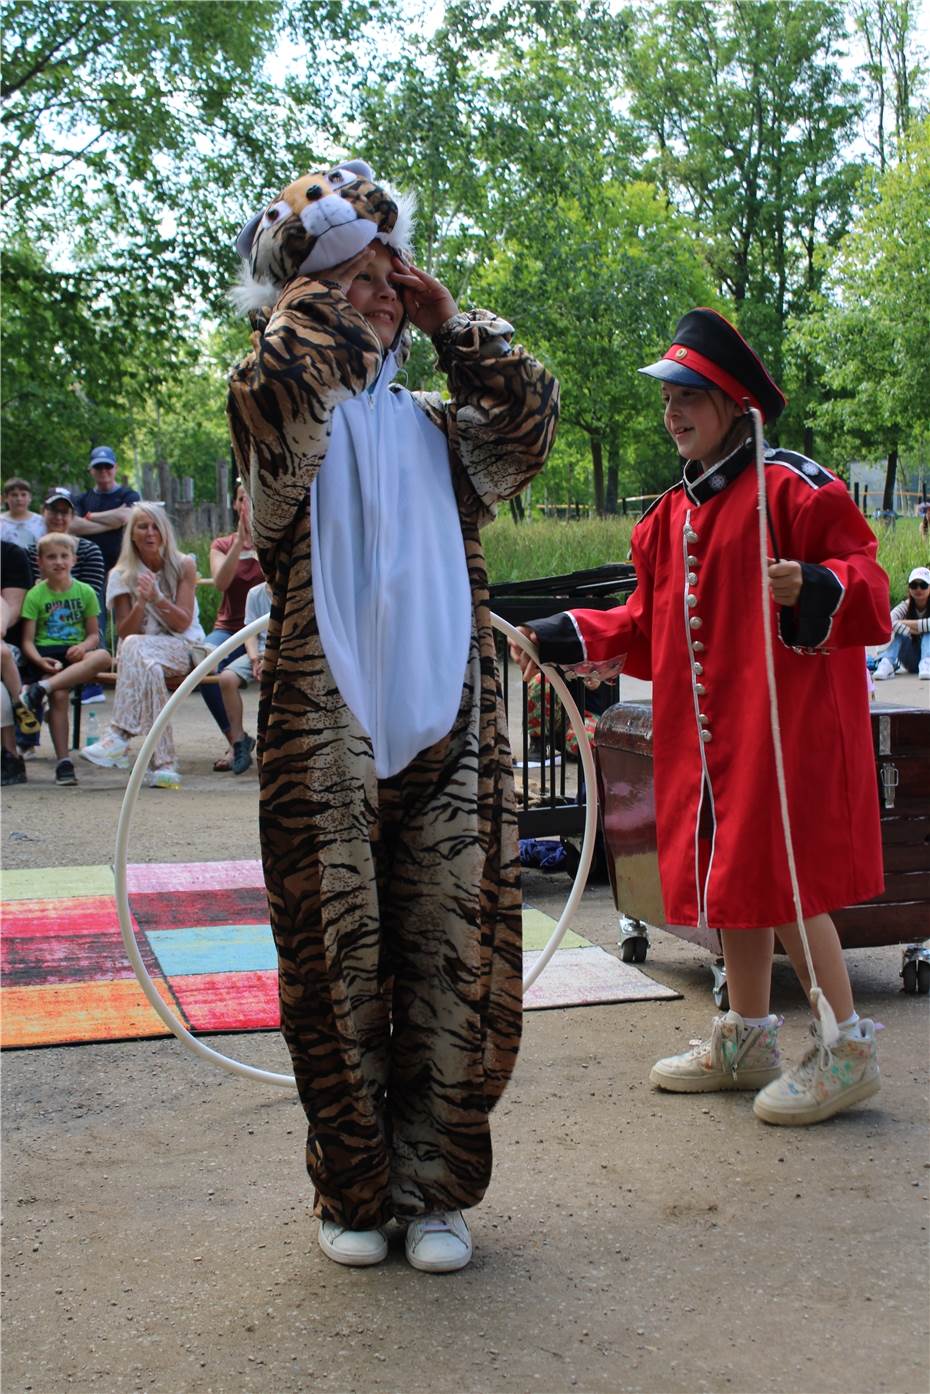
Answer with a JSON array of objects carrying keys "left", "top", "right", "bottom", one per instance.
[{"left": 227, "top": 160, "right": 559, "bottom": 1272}]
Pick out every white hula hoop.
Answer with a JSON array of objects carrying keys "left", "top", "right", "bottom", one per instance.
[{"left": 113, "top": 612, "right": 598, "bottom": 1088}]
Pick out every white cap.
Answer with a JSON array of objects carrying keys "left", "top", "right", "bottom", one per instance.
[{"left": 908, "top": 566, "right": 930, "bottom": 585}]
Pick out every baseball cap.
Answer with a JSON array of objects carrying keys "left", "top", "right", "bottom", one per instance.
[
  {"left": 89, "top": 445, "right": 117, "bottom": 467},
  {"left": 44, "top": 488, "right": 75, "bottom": 509},
  {"left": 907, "top": 566, "right": 930, "bottom": 586}
]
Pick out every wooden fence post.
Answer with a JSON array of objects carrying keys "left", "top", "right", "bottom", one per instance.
[
  {"left": 157, "top": 458, "right": 172, "bottom": 512},
  {"left": 215, "top": 458, "right": 230, "bottom": 533}
]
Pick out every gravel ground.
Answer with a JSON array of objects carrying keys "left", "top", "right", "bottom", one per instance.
[{"left": 1, "top": 680, "right": 927, "bottom": 1394}]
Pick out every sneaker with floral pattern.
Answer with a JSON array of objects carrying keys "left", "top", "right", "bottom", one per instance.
[
  {"left": 650, "top": 1010, "right": 783, "bottom": 1093},
  {"left": 753, "top": 1019, "right": 880, "bottom": 1125}
]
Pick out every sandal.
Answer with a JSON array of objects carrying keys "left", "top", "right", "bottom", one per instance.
[
  {"left": 212, "top": 751, "right": 233, "bottom": 772},
  {"left": 13, "top": 699, "right": 40, "bottom": 736}
]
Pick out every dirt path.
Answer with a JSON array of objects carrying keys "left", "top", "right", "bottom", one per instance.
[{"left": 1, "top": 686, "right": 928, "bottom": 1394}]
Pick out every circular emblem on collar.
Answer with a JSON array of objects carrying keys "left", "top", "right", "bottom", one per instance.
[
  {"left": 674, "top": 347, "right": 688, "bottom": 360},
  {"left": 802, "top": 461, "right": 818, "bottom": 476},
  {"left": 710, "top": 474, "right": 727, "bottom": 491}
]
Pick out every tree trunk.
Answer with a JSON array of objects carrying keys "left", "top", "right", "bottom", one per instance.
[
  {"left": 882, "top": 444, "right": 898, "bottom": 513},
  {"left": 509, "top": 493, "right": 525, "bottom": 524},
  {"left": 605, "top": 431, "right": 620, "bottom": 515},
  {"left": 590, "top": 435, "right": 605, "bottom": 517}
]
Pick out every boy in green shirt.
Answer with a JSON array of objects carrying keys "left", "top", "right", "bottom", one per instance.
[{"left": 21, "top": 532, "right": 112, "bottom": 784}]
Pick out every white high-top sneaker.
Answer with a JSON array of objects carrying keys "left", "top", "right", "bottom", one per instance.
[
  {"left": 873, "top": 657, "right": 895, "bottom": 681},
  {"left": 650, "top": 1011, "right": 783, "bottom": 1093},
  {"left": 753, "top": 1019, "right": 881, "bottom": 1125}
]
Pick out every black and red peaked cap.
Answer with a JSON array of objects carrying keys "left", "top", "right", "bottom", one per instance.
[{"left": 639, "top": 308, "right": 787, "bottom": 423}]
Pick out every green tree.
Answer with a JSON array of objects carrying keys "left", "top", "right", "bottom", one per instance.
[
  {"left": 790, "top": 116, "right": 930, "bottom": 505},
  {"left": 620, "top": 0, "right": 868, "bottom": 450},
  {"left": 0, "top": 1, "right": 380, "bottom": 488},
  {"left": 475, "top": 181, "right": 716, "bottom": 514}
]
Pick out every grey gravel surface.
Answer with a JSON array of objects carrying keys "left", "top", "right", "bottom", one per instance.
[{"left": 2, "top": 683, "right": 927, "bottom": 1394}]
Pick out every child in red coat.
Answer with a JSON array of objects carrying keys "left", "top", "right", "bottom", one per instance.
[{"left": 513, "top": 308, "right": 891, "bottom": 1126}]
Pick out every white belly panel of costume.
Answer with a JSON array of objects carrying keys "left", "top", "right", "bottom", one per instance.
[{"left": 311, "top": 353, "right": 472, "bottom": 779}]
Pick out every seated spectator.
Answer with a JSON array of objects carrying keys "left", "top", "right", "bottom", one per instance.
[
  {"left": 201, "top": 481, "right": 265, "bottom": 771},
  {"left": 1, "top": 478, "right": 46, "bottom": 548},
  {"left": 216, "top": 579, "right": 270, "bottom": 774},
  {"left": 19, "top": 533, "right": 112, "bottom": 785},
  {"left": 79, "top": 504, "right": 204, "bottom": 788},
  {"left": 874, "top": 566, "right": 930, "bottom": 681},
  {"left": 1, "top": 538, "right": 37, "bottom": 785},
  {"left": 27, "top": 488, "right": 108, "bottom": 707},
  {"left": 1, "top": 680, "right": 28, "bottom": 784}
]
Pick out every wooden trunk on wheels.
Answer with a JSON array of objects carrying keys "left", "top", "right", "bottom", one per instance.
[{"left": 592, "top": 701, "right": 930, "bottom": 997}]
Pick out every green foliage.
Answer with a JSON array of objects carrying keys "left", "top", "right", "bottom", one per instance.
[
  {"left": 790, "top": 116, "right": 930, "bottom": 464},
  {"left": 0, "top": 0, "right": 382, "bottom": 488},
  {"left": 2, "top": 0, "right": 928, "bottom": 506}
]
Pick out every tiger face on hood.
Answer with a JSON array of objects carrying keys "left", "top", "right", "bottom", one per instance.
[{"left": 232, "top": 159, "right": 415, "bottom": 316}]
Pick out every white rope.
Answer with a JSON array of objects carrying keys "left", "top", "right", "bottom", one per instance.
[
  {"left": 750, "top": 407, "right": 839, "bottom": 1047},
  {"left": 112, "top": 613, "right": 598, "bottom": 1085}
]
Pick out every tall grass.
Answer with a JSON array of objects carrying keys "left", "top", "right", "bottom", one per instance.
[
  {"left": 182, "top": 513, "right": 928, "bottom": 633},
  {"left": 484, "top": 515, "right": 635, "bottom": 582},
  {"left": 484, "top": 513, "right": 928, "bottom": 600}
]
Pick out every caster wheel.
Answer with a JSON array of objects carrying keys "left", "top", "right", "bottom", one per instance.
[
  {"left": 620, "top": 939, "right": 638, "bottom": 963},
  {"left": 917, "top": 961, "right": 930, "bottom": 995},
  {"left": 633, "top": 937, "right": 648, "bottom": 964},
  {"left": 902, "top": 961, "right": 918, "bottom": 994},
  {"left": 713, "top": 983, "right": 730, "bottom": 1011}
]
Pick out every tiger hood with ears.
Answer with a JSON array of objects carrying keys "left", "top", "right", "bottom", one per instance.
[{"left": 232, "top": 158, "right": 416, "bottom": 316}]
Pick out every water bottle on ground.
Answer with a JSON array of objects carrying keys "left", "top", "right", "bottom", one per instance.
[{"left": 86, "top": 710, "right": 99, "bottom": 746}]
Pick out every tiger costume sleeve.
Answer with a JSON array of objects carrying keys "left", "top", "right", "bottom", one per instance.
[
  {"left": 413, "top": 310, "right": 560, "bottom": 524},
  {"left": 227, "top": 277, "right": 384, "bottom": 551}
]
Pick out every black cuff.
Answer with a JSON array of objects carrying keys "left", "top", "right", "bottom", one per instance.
[
  {"left": 779, "top": 563, "right": 843, "bottom": 649},
  {"left": 529, "top": 613, "right": 585, "bottom": 665}
]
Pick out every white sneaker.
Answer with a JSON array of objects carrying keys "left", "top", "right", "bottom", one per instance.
[
  {"left": 918, "top": 658, "right": 930, "bottom": 680},
  {"left": 79, "top": 730, "right": 129, "bottom": 768},
  {"left": 318, "top": 1220, "right": 388, "bottom": 1267},
  {"left": 650, "top": 1011, "right": 783, "bottom": 1092},
  {"left": 141, "top": 767, "right": 182, "bottom": 789},
  {"left": 404, "top": 1210, "right": 473, "bottom": 1273},
  {"left": 753, "top": 1019, "right": 881, "bottom": 1126},
  {"left": 873, "top": 657, "right": 895, "bottom": 681}
]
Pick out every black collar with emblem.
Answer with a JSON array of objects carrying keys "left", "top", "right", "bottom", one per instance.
[{"left": 682, "top": 433, "right": 754, "bottom": 506}]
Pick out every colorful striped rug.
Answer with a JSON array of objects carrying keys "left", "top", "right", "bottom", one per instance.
[{"left": 0, "top": 861, "right": 677, "bottom": 1048}]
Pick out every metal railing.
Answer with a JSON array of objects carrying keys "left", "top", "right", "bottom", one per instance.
[{"left": 490, "top": 564, "right": 636, "bottom": 839}]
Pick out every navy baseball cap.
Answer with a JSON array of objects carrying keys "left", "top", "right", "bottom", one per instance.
[
  {"left": 89, "top": 445, "right": 117, "bottom": 467},
  {"left": 639, "top": 308, "right": 787, "bottom": 423}
]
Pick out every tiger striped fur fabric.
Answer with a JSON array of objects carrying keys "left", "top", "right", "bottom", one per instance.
[{"left": 228, "top": 286, "right": 559, "bottom": 1228}]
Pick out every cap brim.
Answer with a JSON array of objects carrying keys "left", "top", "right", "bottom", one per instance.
[{"left": 638, "top": 360, "right": 718, "bottom": 390}]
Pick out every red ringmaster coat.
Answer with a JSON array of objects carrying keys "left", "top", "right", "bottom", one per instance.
[{"left": 532, "top": 440, "right": 891, "bottom": 931}]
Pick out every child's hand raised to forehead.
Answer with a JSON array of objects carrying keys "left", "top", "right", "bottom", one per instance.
[
  {"left": 388, "top": 257, "right": 458, "bottom": 337},
  {"left": 326, "top": 244, "right": 378, "bottom": 296}
]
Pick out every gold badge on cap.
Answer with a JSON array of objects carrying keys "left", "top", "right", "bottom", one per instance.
[{"left": 674, "top": 347, "right": 688, "bottom": 360}]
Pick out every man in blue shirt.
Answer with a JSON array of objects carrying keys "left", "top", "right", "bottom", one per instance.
[{"left": 70, "top": 446, "right": 140, "bottom": 577}]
